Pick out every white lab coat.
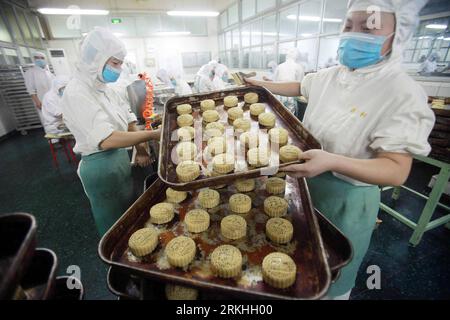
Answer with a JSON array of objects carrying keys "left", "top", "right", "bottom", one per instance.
[
  {"left": 41, "top": 91, "right": 64, "bottom": 134},
  {"left": 24, "top": 65, "right": 54, "bottom": 123},
  {"left": 61, "top": 27, "right": 137, "bottom": 156},
  {"left": 301, "top": 57, "right": 435, "bottom": 186},
  {"left": 274, "top": 59, "right": 305, "bottom": 82}
]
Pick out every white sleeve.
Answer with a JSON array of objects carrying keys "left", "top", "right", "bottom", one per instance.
[
  {"left": 63, "top": 91, "right": 115, "bottom": 149},
  {"left": 369, "top": 91, "right": 435, "bottom": 156},
  {"left": 24, "top": 70, "right": 36, "bottom": 95},
  {"left": 300, "top": 72, "right": 316, "bottom": 100}
]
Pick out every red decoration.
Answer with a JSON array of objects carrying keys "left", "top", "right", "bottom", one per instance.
[{"left": 138, "top": 72, "right": 154, "bottom": 130}]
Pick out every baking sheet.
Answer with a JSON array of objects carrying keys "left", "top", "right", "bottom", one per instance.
[
  {"left": 158, "top": 86, "right": 322, "bottom": 191},
  {"left": 99, "top": 176, "right": 333, "bottom": 300}
]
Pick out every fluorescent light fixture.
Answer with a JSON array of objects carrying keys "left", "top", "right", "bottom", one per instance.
[
  {"left": 153, "top": 31, "right": 191, "bottom": 36},
  {"left": 287, "top": 15, "right": 342, "bottom": 23},
  {"left": 425, "top": 24, "right": 447, "bottom": 30},
  {"left": 167, "top": 11, "right": 219, "bottom": 17},
  {"left": 37, "top": 8, "right": 109, "bottom": 15}
]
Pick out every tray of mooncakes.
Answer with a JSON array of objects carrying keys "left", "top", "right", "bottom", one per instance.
[
  {"left": 99, "top": 176, "right": 352, "bottom": 300},
  {"left": 157, "top": 85, "right": 322, "bottom": 191}
]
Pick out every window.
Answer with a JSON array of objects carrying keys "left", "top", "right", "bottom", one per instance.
[
  {"left": 251, "top": 20, "right": 262, "bottom": 47},
  {"left": 318, "top": 36, "right": 340, "bottom": 69},
  {"left": 404, "top": 17, "right": 450, "bottom": 65},
  {"left": 242, "top": 48, "right": 250, "bottom": 68},
  {"left": 135, "top": 14, "right": 161, "bottom": 37},
  {"left": 241, "top": 24, "right": 251, "bottom": 47},
  {"left": 297, "top": 38, "right": 318, "bottom": 71},
  {"left": 184, "top": 17, "right": 208, "bottom": 36},
  {"left": 279, "top": 6, "right": 298, "bottom": 41},
  {"left": 15, "top": 9, "right": 34, "bottom": 46},
  {"left": 322, "top": 0, "right": 347, "bottom": 34},
  {"left": 225, "top": 31, "right": 232, "bottom": 50},
  {"left": 161, "top": 15, "right": 184, "bottom": 32},
  {"left": 250, "top": 47, "right": 262, "bottom": 69},
  {"left": 232, "top": 29, "right": 240, "bottom": 49},
  {"left": 0, "top": 14, "right": 12, "bottom": 42},
  {"left": 242, "top": 0, "right": 256, "bottom": 20},
  {"left": 262, "top": 14, "right": 277, "bottom": 44},
  {"left": 220, "top": 11, "right": 228, "bottom": 29},
  {"left": 262, "top": 45, "right": 276, "bottom": 69},
  {"left": 257, "top": 0, "right": 276, "bottom": 13},
  {"left": 298, "top": 0, "right": 322, "bottom": 37},
  {"left": 228, "top": 4, "right": 238, "bottom": 26},
  {"left": 19, "top": 46, "right": 32, "bottom": 64},
  {"left": 230, "top": 49, "right": 239, "bottom": 68},
  {"left": 3, "top": 5, "right": 25, "bottom": 44},
  {"left": 25, "top": 12, "right": 42, "bottom": 47},
  {"left": 4, "top": 48, "right": 19, "bottom": 65}
]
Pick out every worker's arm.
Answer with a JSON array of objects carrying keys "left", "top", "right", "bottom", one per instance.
[
  {"left": 128, "top": 122, "right": 152, "bottom": 167},
  {"left": 31, "top": 94, "right": 42, "bottom": 109},
  {"left": 99, "top": 128, "right": 161, "bottom": 151},
  {"left": 281, "top": 150, "right": 412, "bottom": 187},
  {"left": 245, "top": 78, "right": 301, "bottom": 97}
]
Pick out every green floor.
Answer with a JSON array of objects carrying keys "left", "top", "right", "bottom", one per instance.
[{"left": 0, "top": 129, "right": 114, "bottom": 300}]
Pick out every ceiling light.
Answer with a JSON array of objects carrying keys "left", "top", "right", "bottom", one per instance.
[
  {"left": 37, "top": 8, "right": 109, "bottom": 15},
  {"left": 113, "top": 32, "right": 124, "bottom": 37},
  {"left": 153, "top": 31, "right": 191, "bottom": 36},
  {"left": 425, "top": 24, "right": 447, "bottom": 30},
  {"left": 167, "top": 11, "right": 219, "bottom": 17}
]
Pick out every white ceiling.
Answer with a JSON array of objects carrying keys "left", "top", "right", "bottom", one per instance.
[{"left": 28, "top": 0, "right": 236, "bottom": 13}]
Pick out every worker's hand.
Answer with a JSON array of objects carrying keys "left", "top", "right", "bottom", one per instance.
[
  {"left": 280, "top": 150, "right": 336, "bottom": 178},
  {"left": 262, "top": 76, "right": 273, "bottom": 82},
  {"left": 135, "top": 149, "right": 152, "bottom": 168},
  {"left": 244, "top": 77, "right": 261, "bottom": 86},
  {"left": 151, "top": 128, "right": 161, "bottom": 140},
  {"left": 35, "top": 101, "right": 42, "bottom": 109}
]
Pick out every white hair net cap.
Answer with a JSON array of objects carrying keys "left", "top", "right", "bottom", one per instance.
[
  {"left": 32, "top": 51, "right": 46, "bottom": 60},
  {"left": 51, "top": 75, "right": 70, "bottom": 93},
  {"left": 347, "top": 0, "right": 429, "bottom": 59},
  {"left": 77, "top": 27, "right": 127, "bottom": 84}
]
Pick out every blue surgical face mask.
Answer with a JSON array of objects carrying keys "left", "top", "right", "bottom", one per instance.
[
  {"left": 170, "top": 79, "right": 177, "bottom": 87},
  {"left": 338, "top": 32, "right": 394, "bottom": 69},
  {"left": 35, "top": 59, "right": 47, "bottom": 68},
  {"left": 58, "top": 87, "right": 65, "bottom": 97},
  {"left": 102, "top": 64, "right": 122, "bottom": 83}
]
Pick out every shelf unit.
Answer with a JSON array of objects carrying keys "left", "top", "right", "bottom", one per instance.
[{"left": 0, "top": 65, "right": 42, "bottom": 134}]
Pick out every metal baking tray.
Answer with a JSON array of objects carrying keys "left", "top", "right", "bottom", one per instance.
[
  {"left": 158, "top": 86, "right": 322, "bottom": 191},
  {"left": 19, "top": 248, "right": 58, "bottom": 300},
  {"left": 0, "top": 212, "right": 37, "bottom": 299},
  {"left": 99, "top": 176, "right": 335, "bottom": 300},
  {"left": 105, "top": 209, "right": 352, "bottom": 300}
]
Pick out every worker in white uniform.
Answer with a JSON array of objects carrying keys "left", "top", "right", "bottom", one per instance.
[
  {"left": 193, "top": 60, "right": 218, "bottom": 93},
  {"left": 419, "top": 52, "right": 439, "bottom": 74},
  {"left": 272, "top": 48, "right": 305, "bottom": 114},
  {"left": 41, "top": 75, "right": 70, "bottom": 134},
  {"left": 156, "top": 68, "right": 192, "bottom": 96},
  {"left": 61, "top": 27, "right": 160, "bottom": 236},
  {"left": 246, "top": 0, "right": 435, "bottom": 300},
  {"left": 212, "top": 63, "right": 230, "bottom": 91},
  {"left": 24, "top": 51, "right": 55, "bottom": 127},
  {"left": 263, "top": 60, "right": 278, "bottom": 81}
]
